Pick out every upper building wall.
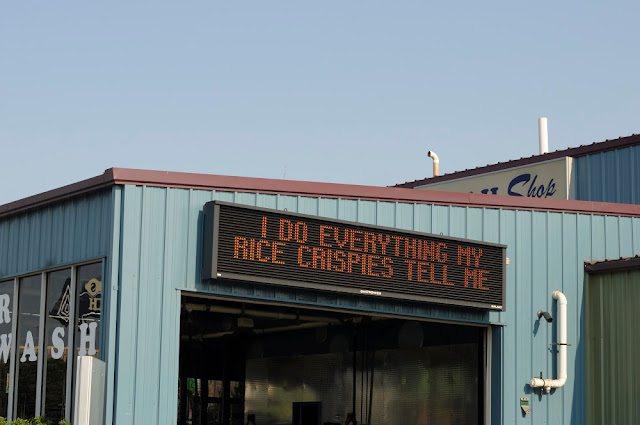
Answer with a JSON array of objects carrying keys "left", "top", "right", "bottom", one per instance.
[
  {"left": 0, "top": 189, "right": 114, "bottom": 278},
  {"left": 575, "top": 144, "right": 640, "bottom": 204},
  {"left": 110, "top": 182, "right": 640, "bottom": 425}
]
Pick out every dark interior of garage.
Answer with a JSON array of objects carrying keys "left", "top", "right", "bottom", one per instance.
[{"left": 178, "top": 295, "right": 484, "bottom": 425}]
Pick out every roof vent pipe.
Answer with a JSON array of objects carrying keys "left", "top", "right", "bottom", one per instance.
[
  {"left": 530, "top": 290, "right": 568, "bottom": 394},
  {"left": 538, "top": 117, "right": 549, "bottom": 154},
  {"left": 427, "top": 150, "right": 439, "bottom": 177}
]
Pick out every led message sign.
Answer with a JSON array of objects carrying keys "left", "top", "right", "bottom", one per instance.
[{"left": 203, "top": 202, "right": 506, "bottom": 310}]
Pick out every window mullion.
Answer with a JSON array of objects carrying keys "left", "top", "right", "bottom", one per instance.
[
  {"left": 7, "top": 278, "right": 18, "bottom": 422},
  {"left": 35, "top": 272, "right": 46, "bottom": 417},
  {"left": 65, "top": 266, "right": 77, "bottom": 421}
]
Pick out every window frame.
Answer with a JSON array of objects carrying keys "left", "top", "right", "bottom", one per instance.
[{"left": 0, "top": 259, "right": 104, "bottom": 421}]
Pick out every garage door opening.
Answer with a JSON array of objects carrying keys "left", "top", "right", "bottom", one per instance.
[{"left": 178, "top": 296, "right": 485, "bottom": 425}]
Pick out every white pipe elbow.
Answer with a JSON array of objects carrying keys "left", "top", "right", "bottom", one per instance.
[
  {"left": 427, "top": 150, "right": 440, "bottom": 177},
  {"left": 530, "top": 290, "right": 568, "bottom": 393},
  {"left": 553, "top": 290, "right": 567, "bottom": 305},
  {"left": 554, "top": 376, "right": 567, "bottom": 387}
]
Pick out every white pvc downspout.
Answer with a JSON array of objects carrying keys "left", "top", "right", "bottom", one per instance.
[
  {"left": 530, "top": 291, "right": 568, "bottom": 393},
  {"left": 427, "top": 150, "right": 440, "bottom": 177}
]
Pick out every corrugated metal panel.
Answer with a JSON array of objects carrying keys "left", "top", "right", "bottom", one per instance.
[
  {"left": 357, "top": 200, "right": 376, "bottom": 224},
  {"left": 298, "top": 196, "right": 319, "bottom": 215},
  {"left": 113, "top": 186, "right": 193, "bottom": 425},
  {"left": 0, "top": 190, "right": 112, "bottom": 278},
  {"left": 575, "top": 145, "right": 640, "bottom": 204},
  {"left": 110, "top": 185, "right": 640, "bottom": 425},
  {"left": 432, "top": 205, "right": 450, "bottom": 235},
  {"left": 619, "top": 216, "right": 634, "bottom": 255},
  {"left": 495, "top": 209, "right": 515, "bottom": 420},
  {"left": 135, "top": 187, "right": 167, "bottom": 425},
  {"left": 0, "top": 189, "right": 116, "bottom": 424},
  {"left": 515, "top": 210, "right": 534, "bottom": 420},
  {"left": 530, "top": 211, "right": 549, "bottom": 406},
  {"left": 376, "top": 201, "right": 395, "bottom": 228},
  {"left": 560, "top": 213, "right": 580, "bottom": 423},
  {"left": 449, "top": 206, "right": 467, "bottom": 239},
  {"left": 413, "top": 203, "right": 432, "bottom": 234},
  {"left": 114, "top": 184, "right": 143, "bottom": 424},
  {"left": 395, "top": 202, "right": 414, "bottom": 231},
  {"left": 573, "top": 214, "right": 592, "bottom": 425},
  {"left": 337, "top": 198, "right": 357, "bottom": 222},
  {"left": 586, "top": 269, "right": 640, "bottom": 425},
  {"left": 103, "top": 186, "right": 122, "bottom": 425},
  {"left": 317, "top": 197, "right": 338, "bottom": 219}
]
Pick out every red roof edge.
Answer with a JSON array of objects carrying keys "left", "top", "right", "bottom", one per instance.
[
  {"left": 1, "top": 167, "right": 640, "bottom": 219},
  {"left": 585, "top": 256, "right": 640, "bottom": 273},
  {"left": 0, "top": 169, "right": 116, "bottom": 217}
]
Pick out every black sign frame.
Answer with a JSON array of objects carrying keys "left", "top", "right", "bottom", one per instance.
[{"left": 203, "top": 201, "right": 506, "bottom": 311}]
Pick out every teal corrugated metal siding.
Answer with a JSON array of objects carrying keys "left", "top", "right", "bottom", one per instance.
[
  {"left": 0, "top": 190, "right": 113, "bottom": 278},
  {"left": 575, "top": 145, "right": 640, "bottom": 204},
  {"left": 111, "top": 185, "right": 640, "bottom": 425}
]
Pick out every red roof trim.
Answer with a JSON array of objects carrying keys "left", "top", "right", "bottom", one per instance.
[
  {"left": 395, "top": 133, "right": 640, "bottom": 188},
  {"left": 0, "top": 170, "right": 116, "bottom": 217},
  {"left": 2, "top": 167, "right": 640, "bottom": 219}
]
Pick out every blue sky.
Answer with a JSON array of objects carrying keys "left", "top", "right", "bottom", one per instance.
[{"left": 1, "top": 1, "right": 638, "bottom": 205}]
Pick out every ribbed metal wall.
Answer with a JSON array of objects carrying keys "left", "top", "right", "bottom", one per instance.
[
  {"left": 110, "top": 185, "right": 640, "bottom": 425},
  {"left": 0, "top": 190, "right": 113, "bottom": 279},
  {"left": 575, "top": 145, "right": 640, "bottom": 204},
  {"left": 586, "top": 268, "right": 640, "bottom": 425}
]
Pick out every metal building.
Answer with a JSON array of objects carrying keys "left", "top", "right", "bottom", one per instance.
[
  {"left": 0, "top": 167, "right": 639, "bottom": 425},
  {"left": 397, "top": 134, "right": 640, "bottom": 205}
]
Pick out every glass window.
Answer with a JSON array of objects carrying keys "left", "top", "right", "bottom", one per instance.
[
  {"left": 187, "top": 377, "right": 202, "bottom": 425},
  {"left": 230, "top": 381, "right": 244, "bottom": 400},
  {"left": 75, "top": 263, "right": 102, "bottom": 358},
  {"left": 208, "top": 380, "right": 223, "bottom": 398},
  {"left": 206, "top": 403, "right": 220, "bottom": 425},
  {"left": 42, "top": 269, "right": 71, "bottom": 421},
  {"left": 1, "top": 260, "right": 104, "bottom": 421},
  {"left": 0, "top": 280, "right": 14, "bottom": 417},
  {"left": 15, "top": 275, "right": 42, "bottom": 419}
]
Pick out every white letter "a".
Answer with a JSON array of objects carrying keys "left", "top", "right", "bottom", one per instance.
[{"left": 20, "top": 331, "right": 37, "bottom": 362}]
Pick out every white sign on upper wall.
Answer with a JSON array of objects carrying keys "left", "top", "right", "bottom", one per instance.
[{"left": 415, "top": 157, "right": 575, "bottom": 200}]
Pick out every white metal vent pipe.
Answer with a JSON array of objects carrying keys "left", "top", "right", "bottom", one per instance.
[
  {"left": 427, "top": 150, "right": 439, "bottom": 177},
  {"left": 538, "top": 117, "right": 549, "bottom": 154},
  {"left": 530, "top": 290, "right": 568, "bottom": 393}
]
